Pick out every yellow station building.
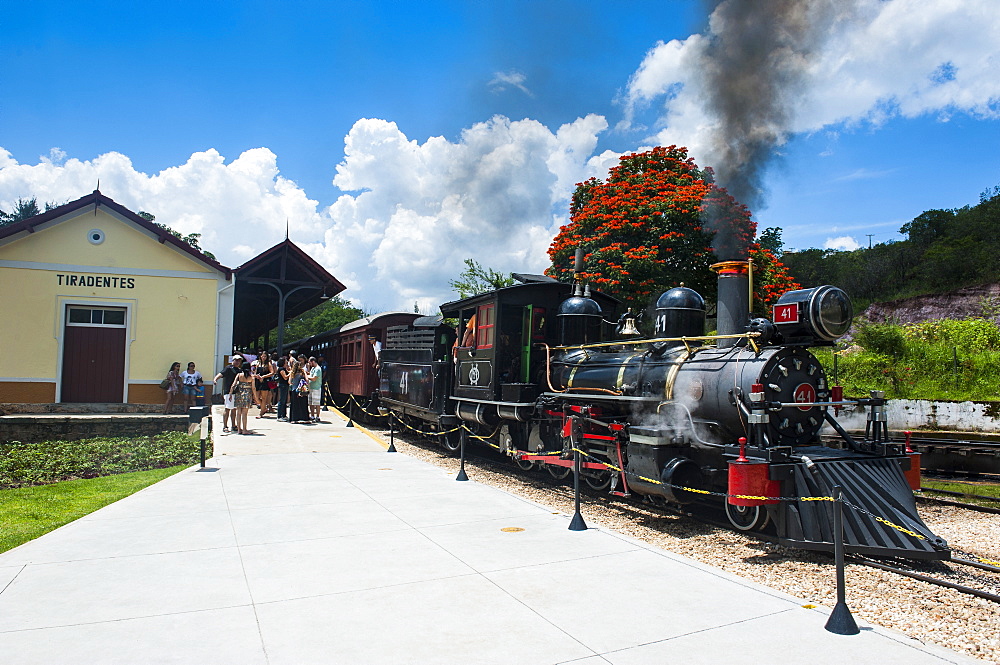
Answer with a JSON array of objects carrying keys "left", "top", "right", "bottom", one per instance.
[{"left": 0, "top": 190, "right": 234, "bottom": 404}]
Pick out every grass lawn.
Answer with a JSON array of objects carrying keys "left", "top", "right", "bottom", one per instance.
[
  {"left": 918, "top": 477, "right": 1000, "bottom": 509},
  {"left": 0, "top": 465, "right": 188, "bottom": 554}
]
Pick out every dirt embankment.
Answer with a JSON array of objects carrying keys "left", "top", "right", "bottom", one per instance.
[{"left": 860, "top": 283, "right": 1000, "bottom": 325}]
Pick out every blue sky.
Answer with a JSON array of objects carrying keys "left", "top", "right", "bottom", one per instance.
[{"left": 3, "top": 0, "right": 999, "bottom": 310}]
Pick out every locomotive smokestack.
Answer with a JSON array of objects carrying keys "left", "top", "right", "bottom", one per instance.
[{"left": 711, "top": 261, "right": 749, "bottom": 348}]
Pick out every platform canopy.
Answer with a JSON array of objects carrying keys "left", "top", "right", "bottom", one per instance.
[{"left": 232, "top": 239, "right": 345, "bottom": 352}]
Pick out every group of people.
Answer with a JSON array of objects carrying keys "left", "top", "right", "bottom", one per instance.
[
  {"left": 213, "top": 351, "right": 325, "bottom": 435},
  {"left": 161, "top": 361, "right": 205, "bottom": 415}
]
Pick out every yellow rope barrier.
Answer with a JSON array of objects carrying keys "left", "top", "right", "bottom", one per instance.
[{"left": 376, "top": 405, "right": 946, "bottom": 549}]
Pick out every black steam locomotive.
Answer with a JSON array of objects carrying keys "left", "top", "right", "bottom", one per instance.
[{"left": 356, "top": 261, "right": 947, "bottom": 560}]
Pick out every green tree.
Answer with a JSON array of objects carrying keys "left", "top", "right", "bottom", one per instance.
[
  {"left": 0, "top": 197, "right": 42, "bottom": 226},
  {"left": 0, "top": 197, "right": 65, "bottom": 227},
  {"left": 277, "top": 296, "right": 366, "bottom": 343},
  {"left": 899, "top": 209, "right": 953, "bottom": 248},
  {"left": 139, "top": 211, "right": 218, "bottom": 261},
  {"left": 449, "top": 258, "right": 515, "bottom": 298},
  {"left": 757, "top": 227, "right": 784, "bottom": 253}
]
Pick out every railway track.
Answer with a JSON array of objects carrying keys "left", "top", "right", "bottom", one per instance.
[
  {"left": 905, "top": 433, "right": 1000, "bottom": 476},
  {"left": 850, "top": 555, "right": 1000, "bottom": 605},
  {"left": 825, "top": 432, "right": 1000, "bottom": 475}
]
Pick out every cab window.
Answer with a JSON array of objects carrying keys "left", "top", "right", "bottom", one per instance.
[{"left": 476, "top": 304, "right": 495, "bottom": 349}]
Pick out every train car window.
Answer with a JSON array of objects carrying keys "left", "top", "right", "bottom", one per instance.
[
  {"left": 476, "top": 304, "right": 495, "bottom": 349},
  {"left": 340, "top": 333, "right": 364, "bottom": 366}
]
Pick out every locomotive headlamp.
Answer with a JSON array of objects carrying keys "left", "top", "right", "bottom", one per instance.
[{"left": 772, "top": 285, "right": 853, "bottom": 344}]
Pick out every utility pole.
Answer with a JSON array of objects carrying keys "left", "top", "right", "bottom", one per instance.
[{"left": 866, "top": 234, "right": 874, "bottom": 249}]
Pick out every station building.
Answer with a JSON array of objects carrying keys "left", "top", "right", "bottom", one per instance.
[{"left": 0, "top": 190, "right": 343, "bottom": 406}]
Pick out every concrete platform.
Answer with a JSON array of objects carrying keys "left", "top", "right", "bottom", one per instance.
[{"left": 0, "top": 407, "right": 979, "bottom": 664}]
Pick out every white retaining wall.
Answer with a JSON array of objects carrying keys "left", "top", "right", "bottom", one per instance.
[{"left": 834, "top": 399, "right": 1000, "bottom": 433}]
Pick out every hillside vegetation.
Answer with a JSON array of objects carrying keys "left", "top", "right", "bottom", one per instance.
[
  {"left": 776, "top": 186, "right": 1000, "bottom": 402},
  {"left": 782, "top": 185, "right": 1000, "bottom": 307},
  {"left": 814, "top": 319, "right": 1000, "bottom": 402}
]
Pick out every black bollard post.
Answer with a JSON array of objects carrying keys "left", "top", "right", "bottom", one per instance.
[
  {"left": 456, "top": 428, "right": 469, "bottom": 481},
  {"left": 568, "top": 449, "right": 588, "bottom": 530},
  {"left": 190, "top": 406, "right": 214, "bottom": 472},
  {"left": 346, "top": 401, "right": 354, "bottom": 428},
  {"left": 825, "top": 485, "right": 860, "bottom": 635},
  {"left": 387, "top": 417, "right": 397, "bottom": 453}
]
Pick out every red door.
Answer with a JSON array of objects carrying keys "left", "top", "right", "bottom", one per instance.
[{"left": 61, "top": 308, "right": 127, "bottom": 403}]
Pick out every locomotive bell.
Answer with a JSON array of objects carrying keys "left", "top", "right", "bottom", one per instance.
[
  {"left": 654, "top": 286, "right": 706, "bottom": 344},
  {"left": 619, "top": 313, "right": 641, "bottom": 336},
  {"left": 558, "top": 291, "right": 602, "bottom": 346}
]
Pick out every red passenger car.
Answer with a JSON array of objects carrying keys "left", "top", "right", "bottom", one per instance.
[{"left": 304, "top": 312, "right": 421, "bottom": 417}]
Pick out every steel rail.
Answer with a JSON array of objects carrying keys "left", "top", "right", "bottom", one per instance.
[
  {"left": 951, "top": 557, "right": 1000, "bottom": 575},
  {"left": 915, "top": 494, "right": 1000, "bottom": 515},
  {"left": 906, "top": 436, "right": 1000, "bottom": 449},
  {"left": 850, "top": 557, "right": 1000, "bottom": 604},
  {"left": 918, "top": 487, "right": 1000, "bottom": 504}
]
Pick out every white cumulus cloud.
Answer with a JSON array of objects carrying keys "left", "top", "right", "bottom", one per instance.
[
  {"left": 622, "top": 0, "right": 1000, "bottom": 177},
  {"left": 0, "top": 146, "right": 324, "bottom": 266},
  {"left": 824, "top": 236, "right": 861, "bottom": 251},
  {"left": 0, "top": 113, "right": 611, "bottom": 311},
  {"left": 309, "top": 114, "right": 611, "bottom": 311}
]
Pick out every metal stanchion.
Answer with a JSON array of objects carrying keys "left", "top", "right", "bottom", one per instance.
[
  {"left": 568, "top": 415, "right": 587, "bottom": 531},
  {"left": 456, "top": 428, "right": 469, "bottom": 481},
  {"left": 346, "top": 401, "right": 355, "bottom": 427},
  {"left": 387, "top": 416, "right": 397, "bottom": 453},
  {"left": 825, "top": 485, "right": 860, "bottom": 635},
  {"left": 569, "top": 447, "right": 587, "bottom": 531},
  {"left": 190, "top": 406, "right": 216, "bottom": 473}
]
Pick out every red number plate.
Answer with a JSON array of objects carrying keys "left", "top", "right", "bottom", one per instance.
[
  {"left": 794, "top": 383, "right": 816, "bottom": 411},
  {"left": 773, "top": 303, "right": 799, "bottom": 323}
]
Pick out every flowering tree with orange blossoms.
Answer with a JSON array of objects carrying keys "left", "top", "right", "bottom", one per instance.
[{"left": 546, "top": 146, "right": 798, "bottom": 312}]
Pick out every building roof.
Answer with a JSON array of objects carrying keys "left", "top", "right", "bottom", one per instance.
[
  {"left": 337, "top": 311, "right": 418, "bottom": 333},
  {"left": 0, "top": 189, "right": 232, "bottom": 278},
  {"left": 231, "top": 238, "right": 347, "bottom": 347}
]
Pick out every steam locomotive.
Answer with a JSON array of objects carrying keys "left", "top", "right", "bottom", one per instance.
[{"left": 310, "top": 260, "right": 948, "bottom": 561}]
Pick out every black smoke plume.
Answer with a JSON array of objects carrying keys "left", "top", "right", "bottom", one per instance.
[{"left": 696, "top": 0, "right": 858, "bottom": 259}]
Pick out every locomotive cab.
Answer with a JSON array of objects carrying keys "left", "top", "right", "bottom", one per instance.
[{"left": 439, "top": 276, "right": 619, "bottom": 428}]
